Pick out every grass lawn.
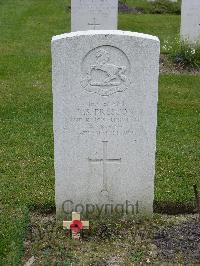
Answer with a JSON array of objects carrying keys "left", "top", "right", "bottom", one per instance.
[
  {"left": 125, "top": 0, "right": 181, "bottom": 11},
  {"left": 0, "top": 0, "right": 199, "bottom": 264},
  {"left": 119, "top": 14, "right": 180, "bottom": 50}
]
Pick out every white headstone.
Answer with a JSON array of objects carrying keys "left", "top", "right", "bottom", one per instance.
[
  {"left": 52, "top": 31, "right": 160, "bottom": 215},
  {"left": 181, "top": 0, "right": 200, "bottom": 44},
  {"left": 71, "top": 0, "right": 118, "bottom": 32}
]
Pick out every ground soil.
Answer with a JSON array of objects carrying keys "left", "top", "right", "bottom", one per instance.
[
  {"left": 160, "top": 54, "right": 200, "bottom": 75},
  {"left": 22, "top": 212, "right": 200, "bottom": 265}
]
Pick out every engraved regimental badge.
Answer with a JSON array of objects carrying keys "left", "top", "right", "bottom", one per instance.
[{"left": 81, "top": 45, "right": 130, "bottom": 96}]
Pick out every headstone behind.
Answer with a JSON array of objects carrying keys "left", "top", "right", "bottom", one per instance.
[
  {"left": 71, "top": 0, "right": 118, "bottom": 31},
  {"left": 181, "top": 0, "right": 200, "bottom": 44},
  {"left": 52, "top": 31, "right": 160, "bottom": 215}
]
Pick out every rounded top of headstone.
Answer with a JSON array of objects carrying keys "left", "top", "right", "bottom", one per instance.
[{"left": 52, "top": 30, "right": 160, "bottom": 44}]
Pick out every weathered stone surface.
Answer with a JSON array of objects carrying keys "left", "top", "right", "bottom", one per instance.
[
  {"left": 181, "top": 0, "right": 200, "bottom": 44},
  {"left": 52, "top": 31, "right": 160, "bottom": 215},
  {"left": 71, "top": 0, "right": 118, "bottom": 31}
]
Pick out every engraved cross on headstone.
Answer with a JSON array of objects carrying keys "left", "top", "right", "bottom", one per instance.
[
  {"left": 88, "top": 17, "right": 101, "bottom": 30},
  {"left": 88, "top": 141, "right": 121, "bottom": 192}
]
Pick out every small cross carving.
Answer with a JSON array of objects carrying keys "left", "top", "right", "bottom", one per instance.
[
  {"left": 88, "top": 141, "right": 121, "bottom": 193},
  {"left": 88, "top": 17, "right": 101, "bottom": 30},
  {"left": 63, "top": 212, "right": 89, "bottom": 239}
]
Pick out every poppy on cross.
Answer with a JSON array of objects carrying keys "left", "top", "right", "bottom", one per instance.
[{"left": 63, "top": 212, "right": 89, "bottom": 239}]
